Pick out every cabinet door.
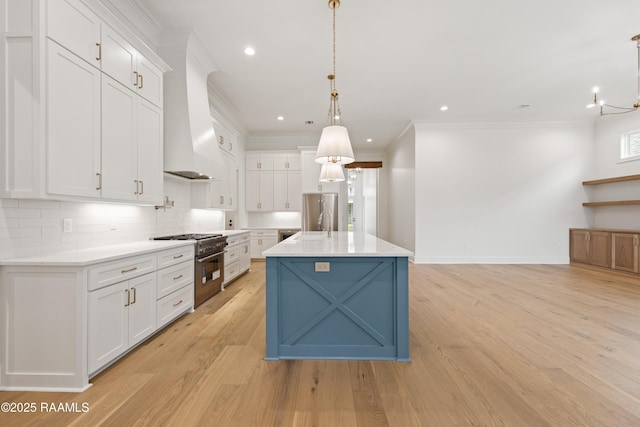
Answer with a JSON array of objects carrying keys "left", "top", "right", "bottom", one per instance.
[
  {"left": 259, "top": 170, "right": 274, "bottom": 211},
  {"left": 250, "top": 237, "right": 262, "bottom": 258},
  {"left": 287, "top": 154, "right": 301, "bottom": 171},
  {"left": 612, "top": 233, "right": 638, "bottom": 273},
  {"left": 589, "top": 231, "right": 611, "bottom": 268},
  {"left": 137, "top": 99, "right": 163, "bottom": 204},
  {"left": 287, "top": 171, "right": 302, "bottom": 211},
  {"left": 226, "top": 155, "right": 238, "bottom": 210},
  {"left": 301, "top": 151, "right": 324, "bottom": 193},
  {"left": 239, "top": 243, "right": 251, "bottom": 272},
  {"left": 246, "top": 154, "right": 261, "bottom": 171},
  {"left": 101, "top": 24, "right": 136, "bottom": 90},
  {"left": 46, "top": 41, "right": 101, "bottom": 198},
  {"left": 136, "top": 54, "right": 163, "bottom": 107},
  {"left": 46, "top": 0, "right": 101, "bottom": 67},
  {"left": 569, "top": 230, "right": 589, "bottom": 264},
  {"left": 273, "top": 171, "right": 288, "bottom": 210},
  {"left": 128, "top": 274, "right": 157, "bottom": 347},
  {"left": 246, "top": 171, "right": 261, "bottom": 211},
  {"left": 88, "top": 281, "right": 128, "bottom": 374},
  {"left": 101, "top": 76, "right": 137, "bottom": 200}
]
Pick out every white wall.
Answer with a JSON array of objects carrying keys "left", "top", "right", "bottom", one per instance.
[
  {"left": 591, "top": 113, "right": 640, "bottom": 229},
  {"left": 386, "top": 126, "right": 415, "bottom": 254},
  {"left": 413, "top": 122, "right": 593, "bottom": 264},
  {"left": 0, "top": 177, "right": 224, "bottom": 259}
]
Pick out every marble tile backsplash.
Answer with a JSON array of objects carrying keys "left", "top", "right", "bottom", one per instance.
[{"left": 0, "top": 178, "right": 224, "bottom": 259}]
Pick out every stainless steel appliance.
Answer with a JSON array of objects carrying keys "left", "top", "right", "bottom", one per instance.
[
  {"left": 153, "top": 233, "right": 227, "bottom": 307},
  {"left": 278, "top": 229, "right": 301, "bottom": 242},
  {"left": 302, "top": 193, "right": 338, "bottom": 232}
]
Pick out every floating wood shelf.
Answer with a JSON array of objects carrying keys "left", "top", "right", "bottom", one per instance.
[
  {"left": 583, "top": 200, "right": 640, "bottom": 207},
  {"left": 582, "top": 174, "right": 640, "bottom": 185}
]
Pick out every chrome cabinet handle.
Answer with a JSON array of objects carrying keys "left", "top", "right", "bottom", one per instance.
[{"left": 96, "top": 172, "right": 102, "bottom": 190}]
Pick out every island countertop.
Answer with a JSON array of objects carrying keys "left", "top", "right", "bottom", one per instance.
[{"left": 262, "top": 231, "right": 413, "bottom": 257}]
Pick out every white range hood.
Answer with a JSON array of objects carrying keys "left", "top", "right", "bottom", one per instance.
[{"left": 159, "top": 32, "right": 226, "bottom": 180}]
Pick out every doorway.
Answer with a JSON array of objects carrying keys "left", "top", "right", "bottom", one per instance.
[{"left": 347, "top": 168, "right": 378, "bottom": 235}]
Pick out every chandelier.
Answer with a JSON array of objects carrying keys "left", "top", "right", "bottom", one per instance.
[
  {"left": 315, "top": 0, "right": 355, "bottom": 167},
  {"left": 587, "top": 34, "right": 640, "bottom": 115}
]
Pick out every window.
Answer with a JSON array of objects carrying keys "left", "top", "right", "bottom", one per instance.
[{"left": 621, "top": 129, "right": 640, "bottom": 161}]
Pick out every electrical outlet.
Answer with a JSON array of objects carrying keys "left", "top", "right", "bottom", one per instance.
[
  {"left": 315, "top": 262, "right": 330, "bottom": 272},
  {"left": 62, "top": 218, "right": 72, "bottom": 233},
  {"left": 109, "top": 217, "right": 117, "bottom": 231}
]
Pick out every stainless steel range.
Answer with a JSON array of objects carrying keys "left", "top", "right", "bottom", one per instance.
[{"left": 154, "top": 233, "right": 228, "bottom": 307}]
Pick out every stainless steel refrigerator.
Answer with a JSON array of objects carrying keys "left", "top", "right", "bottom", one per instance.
[{"left": 302, "top": 193, "right": 339, "bottom": 232}]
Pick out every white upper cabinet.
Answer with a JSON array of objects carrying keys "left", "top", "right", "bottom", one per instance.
[
  {"left": 46, "top": 40, "right": 102, "bottom": 198},
  {"left": 46, "top": 0, "right": 101, "bottom": 67},
  {"left": 301, "top": 151, "right": 340, "bottom": 194},
  {"left": 101, "top": 26, "right": 163, "bottom": 107},
  {"left": 246, "top": 154, "right": 274, "bottom": 171},
  {"left": 192, "top": 151, "right": 238, "bottom": 210},
  {"left": 213, "top": 120, "right": 238, "bottom": 157},
  {"left": 0, "top": 0, "right": 168, "bottom": 203},
  {"left": 274, "top": 153, "right": 301, "bottom": 171}
]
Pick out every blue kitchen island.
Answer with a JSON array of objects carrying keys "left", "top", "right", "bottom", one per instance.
[{"left": 263, "top": 231, "right": 412, "bottom": 362}]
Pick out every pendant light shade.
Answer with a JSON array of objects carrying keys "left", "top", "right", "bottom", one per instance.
[
  {"left": 314, "top": 0, "right": 355, "bottom": 166},
  {"left": 319, "top": 163, "right": 345, "bottom": 182},
  {"left": 315, "top": 125, "right": 354, "bottom": 164}
]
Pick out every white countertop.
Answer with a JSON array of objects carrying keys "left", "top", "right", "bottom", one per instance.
[
  {"left": 0, "top": 240, "right": 194, "bottom": 267},
  {"left": 262, "top": 231, "right": 413, "bottom": 257}
]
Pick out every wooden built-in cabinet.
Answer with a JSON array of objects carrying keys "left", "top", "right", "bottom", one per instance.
[
  {"left": 569, "top": 229, "right": 611, "bottom": 268},
  {"left": 611, "top": 232, "right": 640, "bottom": 273},
  {"left": 570, "top": 228, "right": 640, "bottom": 274}
]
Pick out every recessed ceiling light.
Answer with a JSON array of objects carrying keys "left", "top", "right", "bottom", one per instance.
[
  {"left": 366, "top": 138, "right": 372, "bottom": 142},
  {"left": 277, "top": 116, "right": 284, "bottom": 121},
  {"left": 440, "top": 105, "right": 448, "bottom": 111},
  {"left": 244, "top": 47, "right": 255, "bottom": 56}
]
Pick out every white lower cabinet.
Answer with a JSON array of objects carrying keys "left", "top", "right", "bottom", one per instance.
[
  {"left": 0, "top": 243, "right": 195, "bottom": 391},
  {"left": 87, "top": 245, "right": 194, "bottom": 375},
  {"left": 250, "top": 230, "right": 278, "bottom": 259},
  {"left": 88, "top": 273, "right": 156, "bottom": 374},
  {"left": 223, "top": 232, "right": 251, "bottom": 285}
]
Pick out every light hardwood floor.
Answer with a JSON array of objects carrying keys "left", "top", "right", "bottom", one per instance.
[{"left": 2, "top": 262, "right": 640, "bottom": 426}]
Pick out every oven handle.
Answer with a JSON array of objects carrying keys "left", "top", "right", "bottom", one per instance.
[{"left": 196, "top": 250, "right": 226, "bottom": 263}]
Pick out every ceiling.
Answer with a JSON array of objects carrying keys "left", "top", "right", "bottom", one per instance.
[{"left": 136, "top": 0, "right": 640, "bottom": 151}]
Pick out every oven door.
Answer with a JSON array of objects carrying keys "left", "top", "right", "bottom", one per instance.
[{"left": 194, "top": 251, "right": 225, "bottom": 307}]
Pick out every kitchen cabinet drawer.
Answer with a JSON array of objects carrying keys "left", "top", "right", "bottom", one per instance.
[
  {"left": 224, "top": 260, "right": 240, "bottom": 285},
  {"left": 226, "top": 232, "right": 250, "bottom": 247},
  {"left": 225, "top": 245, "right": 241, "bottom": 266},
  {"left": 88, "top": 255, "right": 156, "bottom": 291},
  {"left": 157, "top": 285, "right": 193, "bottom": 329},
  {"left": 157, "top": 260, "right": 194, "bottom": 299},
  {"left": 157, "top": 245, "right": 195, "bottom": 269}
]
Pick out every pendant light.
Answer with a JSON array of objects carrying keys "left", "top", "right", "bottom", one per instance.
[
  {"left": 587, "top": 34, "right": 640, "bottom": 116},
  {"left": 315, "top": 0, "right": 355, "bottom": 165},
  {"left": 319, "top": 163, "right": 345, "bottom": 182}
]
